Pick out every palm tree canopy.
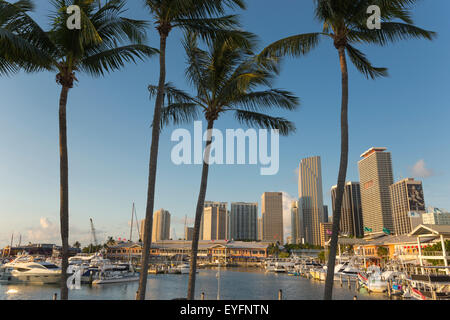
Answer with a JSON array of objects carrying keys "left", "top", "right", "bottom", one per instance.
[
  {"left": 0, "top": 0, "right": 56, "bottom": 75},
  {"left": 260, "top": 0, "right": 436, "bottom": 79},
  {"left": 143, "top": 0, "right": 255, "bottom": 47},
  {"left": 153, "top": 33, "right": 299, "bottom": 135},
  {"left": 2, "top": 0, "right": 158, "bottom": 85}
]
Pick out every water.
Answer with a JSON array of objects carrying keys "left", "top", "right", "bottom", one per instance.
[{"left": 0, "top": 267, "right": 385, "bottom": 300}]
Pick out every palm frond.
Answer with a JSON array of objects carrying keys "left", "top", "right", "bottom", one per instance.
[
  {"left": 260, "top": 33, "right": 322, "bottom": 58},
  {"left": 233, "top": 109, "right": 296, "bottom": 136},
  {"left": 346, "top": 44, "right": 388, "bottom": 79}
]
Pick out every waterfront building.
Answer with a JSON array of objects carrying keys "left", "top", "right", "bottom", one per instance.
[
  {"left": 230, "top": 202, "right": 258, "bottom": 240},
  {"left": 291, "top": 200, "right": 304, "bottom": 244},
  {"left": 184, "top": 226, "right": 194, "bottom": 240},
  {"left": 261, "top": 192, "right": 283, "bottom": 243},
  {"left": 390, "top": 178, "right": 426, "bottom": 235},
  {"left": 105, "top": 240, "right": 271, "bottom": 264},
  {"left": 298, "top": 156, "right": 325, "bottom": 246},
  {"left": 202, "top": 206, "right": 227, "bottom": 240},
  {"left": 358, "top": 147, "right": 394, "bottom": 234},
  {"left": 331, "top": 182, "right": 364, "bottom": 238},
  {"left": 152, "top": 209, "right": 171, "bottom": 242},
  {"left": 422, "top": 207, "right": 450, "bottom": 225},
  {"left": 320, "top": 222, "right": 333, "bottom": 247}
]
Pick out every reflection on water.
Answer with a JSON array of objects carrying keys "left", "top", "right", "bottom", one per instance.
[{"left": 0, "top": 267, "right": 386, "bottom": 300}]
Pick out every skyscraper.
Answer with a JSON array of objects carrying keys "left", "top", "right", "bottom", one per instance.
[
  {"left": 320, "top": 222, "right": 333, "bottom": 247},
  {"left": 390, "top": 178, "right": 426, "bottom": 235},
  {"left": 291, "top": 200, "right": 304, "bottom": 244},
  {"left": 152, "top": 209, "right": 171, "bottom": 242},
  {"left": 331, "top": 182, "right": 364, "bottom": 238},
  {"left": 358, "top": 147, "right": 394, "bottom": 234},
  {"left": 202, "top": 206, "right": 227, "bottom": 240},
  {"left": 230, "top": 202, "right": 258, "bottom": 240},
  {"left": 201, "top": 201, "right": 228, "bottom": 240},
  {"left": 298, "top": 156, "right": 324, "bottom": 246},
  {"left": 261, "top": 192, "right": 283, "bottom": 243},
  {"left": 323, "top": 205, "right": 329, "bottom": 223},
  {"left": 184, "top": 226, "right": 194, "bottom": 240}
]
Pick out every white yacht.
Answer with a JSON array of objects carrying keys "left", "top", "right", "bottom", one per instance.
[
  {"left": 0, "top": 255, "right": 61, "bottom": 284},
  {"left": 334, "top": 261, "right": 360, "bottom": 281},
  {"left": 92, "top": 263, "right": 139, "bottom": 285},
  {"left": 358, "top": 265, "right": 388, "bottom": 293}
]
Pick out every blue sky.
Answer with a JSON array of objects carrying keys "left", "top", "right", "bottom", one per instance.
[{"left": 1, "top": 0, "right": 449, "bottom": 247}]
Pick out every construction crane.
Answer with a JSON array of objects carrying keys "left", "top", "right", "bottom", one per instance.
[{"left": 90, "top": 218, "right": 98, "bottom": 247}]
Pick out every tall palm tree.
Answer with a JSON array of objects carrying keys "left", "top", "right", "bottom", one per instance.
[
  {"left": 137, "top": 0, "right": 253, "bottom": 300},
  {"left": 154, "top": 33, "right": 299, "bottom": 299},
  {"left": 9, "top": 0, "right": 157, "bottom": 299},
  {"left": 0, "top": 0, "right": 53, "bottom": 76},
  {"left": 260, "top": 0, "right": 435, "bottom": 300}
]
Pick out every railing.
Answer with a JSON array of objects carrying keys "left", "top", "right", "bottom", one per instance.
[{"left": 420, "top": 251, "right": 446, "bottom": 257}]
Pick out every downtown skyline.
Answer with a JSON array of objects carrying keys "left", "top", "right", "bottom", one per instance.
[{"left": 1, "top": 0, "right": 449, "bottom": 248}]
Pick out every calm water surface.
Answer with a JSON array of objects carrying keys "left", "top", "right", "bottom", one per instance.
[{"left": 0, "top": 267, "right": 386, "bottom": 300}]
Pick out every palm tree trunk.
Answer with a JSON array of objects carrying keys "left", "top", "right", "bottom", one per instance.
[
  {"left": 187, "top": 120, "right": 214, "bottom": 300},
  {"left": 58, "top": 85, "right": 70, "bottom": 300},
  {"left": 136, "top": 31, "right": 167, "bottom": 301},
  {"left": 324, "top": 46, "right": 349, "bottom": 300}
]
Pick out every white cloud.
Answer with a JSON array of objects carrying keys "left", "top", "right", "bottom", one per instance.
[{"left": 410, "top": 159, "right": 434, "bottom": 178}]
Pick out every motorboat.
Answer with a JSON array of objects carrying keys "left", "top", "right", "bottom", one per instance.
[
  {"left": 0, "top": 255, "right": 61, "bottom": 284},
  {"left": 92, "top": 262, "right": 139, "bottom": 285},
  {"left": 358, "top": 265, "right": 387, "bottom": 293},
  {"left": 334, "top": 261, "right": 360, "bottom": 282},
  {"left": 404, "top": 274, "right": 450, "bottom": 300}
]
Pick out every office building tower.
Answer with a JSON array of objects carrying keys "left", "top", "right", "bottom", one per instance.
[
  {"left": 298, "top": 156, "right": 325, "bottom": 246},
  {"left": 261, "top": 192, "right": 284, "bottom": 243},
  {"left": 358, "top": 147, "right": 394, "bottom": 234},
  {"left": 258, "top": 217, "right": 263, "bottom": 241},
  {"left": 152, "top": 209, "right": 171, "bottom": 242},
  {"left": 230, "top": 202, "right": 258, "bottom": 240},
  {"left": 422, "top": 207, "right": 450, "bottom": 225},
  {"left": 323, "top": 205, "right": 329, "bottom": 223},
  {"left": 184, "top": 226, "right": 194, "bottom": 240},
  {"left": 320, "top": 222, "right": 333, "bottom": 247},
  {"left": 390, "top": 178, "right": 426, "bottom": 234},
  {"left": 291, "top": 200, "right": 304, "bottom": 244},
  {"left": 331, "top": 182, "right": 364, "bottom": 238},
  {"left": 202, "top": 206, "right": 227, "bottom": 240}
]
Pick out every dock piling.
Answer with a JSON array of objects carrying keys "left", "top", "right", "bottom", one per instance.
[
  {"left": 201, "top": 292, "right": 205, "bottom": 300},
  {"left": 278, "top": 289, "right": 283, "bottom": 300},
  {"left": 53, "top": 293, "right": 57, "bottom": 300}
]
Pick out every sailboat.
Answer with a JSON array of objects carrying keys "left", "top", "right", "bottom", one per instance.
[{"left": 92, "top": 203, "right": 140, "bottom": 285}]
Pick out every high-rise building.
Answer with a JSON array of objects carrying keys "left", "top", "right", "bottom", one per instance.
[
  {"left": 291, "top": 200, "right": 304, "bottom": 244},
  {"left": 184, "top": 226, "right": 194, "bottom": 240},
  {"left": 152, "top": 209, "right": 171, "bottom": 242},
  {"left": 390, "top": 178, "right": 426, "bottom": 235},
  {"left": 201, "top": 201, "right": 228, "bottom": 240},
  {"left": 323, "top": 205, "right": 329, "bottom": 223},
  {"left": 298, "top": 156, "right": 324, "bottom": 246},
  {"left": 139, "top": 219, "right": 145, "bottom": 242},
  {"left": 202, "top": 206, "right": 227, "bottom": 240},
  {"left": 257, "top": 217, "right": 263, "bottom": 241},
  {"left": 331, "top": 182, "right": 364, "bottom": 238},
  {"left": 320, "top": 222, "right": 333, "bottom": 247},
  {"left": 358, "top": 147, "right": 394, "bottom": 234},
  {"left": 230, "top": 202, "right": 258, "bottom": 240},
  {"left": 422, "top": 207, "right": 450, "bottom": 225},
  {"left": 261, "top": 192, "right": 283, "bottom": 243}
]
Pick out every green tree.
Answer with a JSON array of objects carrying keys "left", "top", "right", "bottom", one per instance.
[
  {"left": 260, "top": 0, "right": 435, "bottom": 300},
  {"left": 106, "top": 236, "right": 116, "bottom": 246},
  {"left": 157, "top": 33, "right": 298, "bottom": 299},
  {"left": 72, "top": 241, "right": 81, "bottom": 249},
  {"left": 137, "top": 0, "right": 253, "bottom": 300},
  {"left": 0, "top": 0, "right": 53, "bottom": 76},
  {"left": 10, "top": 0, "right": 157, "bottom": 300}
]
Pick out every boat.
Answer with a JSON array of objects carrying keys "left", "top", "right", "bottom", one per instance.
[
  {"left": 334, "top": 261, "right": 360, "bottom": 282},
  {"left": 358, "top": 265, "right": 387, "bottom": 293},
  {"left": 310, "top": 267, "right": 327, "bottom": 281},
  {"left": 265, "top": 258, "right": 294, "bottom": 273},
  {"left": 0, "top": 255, "right": 61, "bottom": 284},
  {"left": 404, "top": 274, "right": 450, "bottom": 300},
  {"left": 92, "top": 262, "right": 139, "bottom": 285}
]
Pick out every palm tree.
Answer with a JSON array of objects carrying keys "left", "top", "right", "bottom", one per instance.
[
  {"left": 137, "top": 0, "right": 254, "bottom": 300},
  {"left": 72, "top": 241, "right": 81, "bottom": 249},
  {"left": 9, "top": 0, "right": 157, "bottom": 300},
  {"left": 155, "top": 33, "right": 299, "bottom": 299},
  {"left": 0, "top": 0, "right": 53, "bottom": 76},
  {"left": 260, "top": 0, "right": 435, "bottom": 300}
]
